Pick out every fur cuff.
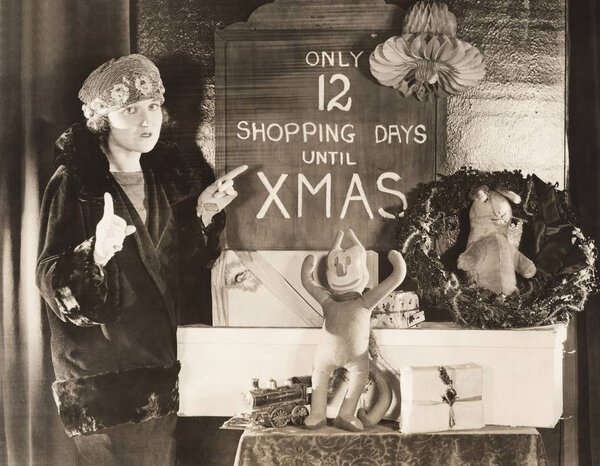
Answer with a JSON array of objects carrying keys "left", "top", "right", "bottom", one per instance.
[
  {"left": 53, "top": 237, "right": 122, "bottom": 326},
  {"left": 52, "top": 362, "right": 180, "bottom": 436}
]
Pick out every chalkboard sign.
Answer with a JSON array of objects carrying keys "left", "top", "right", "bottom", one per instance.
[{"left": 216, "top": 29, "right": 445, "bottom": 250}]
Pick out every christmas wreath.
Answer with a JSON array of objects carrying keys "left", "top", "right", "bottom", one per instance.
[{"left": 397, "top": 168, "right": 598, "bottom": 328}]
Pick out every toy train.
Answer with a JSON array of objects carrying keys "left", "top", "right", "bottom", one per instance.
[{"left": 239, "top": 375, "right": 312, "bottom": 428}]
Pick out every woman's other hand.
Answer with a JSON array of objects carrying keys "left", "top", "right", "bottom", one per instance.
[
  {"left": 196, "top": 165, "right": 248, "bottom": 226},
  {"left": 94, "top": 193, "right": 136, "bottom": 266}
]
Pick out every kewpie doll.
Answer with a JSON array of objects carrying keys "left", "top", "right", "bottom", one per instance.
[{"left": 301, "top": 229, "right": 406, "bottom": 431}]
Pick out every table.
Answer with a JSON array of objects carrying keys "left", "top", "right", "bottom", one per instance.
[{"left": 234, "top": 423, "right": 548, "bottom": 466}]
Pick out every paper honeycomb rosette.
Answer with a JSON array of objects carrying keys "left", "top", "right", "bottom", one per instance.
[
  {"left": 403, "top": 1, "right": 457, "bottom": 36},
  {"left": 369, "top": 1, "right": 485, "bottom": 100}
]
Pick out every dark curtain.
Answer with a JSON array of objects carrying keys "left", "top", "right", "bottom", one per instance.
[
  {"left": 568, "top": 0, "right": 600, "bottom": 464},
  {"left": 0, "top": 1, "right": 130, "bottom": 464}
]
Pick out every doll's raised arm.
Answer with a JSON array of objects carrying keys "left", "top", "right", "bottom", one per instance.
[
  {"left": 362, "top": 250, "right": 407, "bottom": 311},
  {"left": 301, "top": 254, "right": 331, "bottom": 305}
]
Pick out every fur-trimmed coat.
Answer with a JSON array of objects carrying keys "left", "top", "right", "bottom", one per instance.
[{"left": 36, "top": 124, "right": 224, "bottom": 436}]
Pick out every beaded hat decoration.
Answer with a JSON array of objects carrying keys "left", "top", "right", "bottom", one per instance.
[{"left": 78, "top": 54, "right": 165, "bottom": 123}]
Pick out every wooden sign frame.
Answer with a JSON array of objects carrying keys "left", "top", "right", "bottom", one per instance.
[{"left": 215, "top": 28, "right": 446, "bottom": 250}]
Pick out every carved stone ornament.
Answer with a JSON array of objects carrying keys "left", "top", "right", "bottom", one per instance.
[{"left": 370, "top": 1, "right": 485, "bottom": 100}]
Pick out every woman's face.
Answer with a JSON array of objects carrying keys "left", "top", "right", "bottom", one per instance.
[{"left": 106, "top": 98, "right": 163, "bottom": 154}]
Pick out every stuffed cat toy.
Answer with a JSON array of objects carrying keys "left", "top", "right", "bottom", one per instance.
[
  {"left": 457, "top": 185, "right": 536, "bottom": 295},
  {"left": 301, "top": 229, "right": 406, "bottom": 431}
]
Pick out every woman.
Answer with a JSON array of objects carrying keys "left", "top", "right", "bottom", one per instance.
[{"left": 36, "top": 54, "right": 245, "bottom": 465}]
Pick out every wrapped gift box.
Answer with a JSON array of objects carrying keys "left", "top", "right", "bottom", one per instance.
[
  {"left": 371, "top": 291, "right": 424, "bottom": 329},
  {"left": 371, "top": 309, "right": 425, "bottom": 329},
  {"left": 375, "top": 291, "right": 419, "bottom": 312},
  {"left": 371, "top": 291, "right": 425, "bottom": 328},
  {"left": 211, "top": 250, "right": 378, "bottom": 327},
  {"left": 178, "top": 324, "right": 567, "bottom": 427},
  {"left": 399, "top": 363, "right": 485, "bottom": 433}
]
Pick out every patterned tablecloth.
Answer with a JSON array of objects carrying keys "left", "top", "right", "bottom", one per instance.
[{"left": 234, "top": 423, "right": 548, "bottom": 466}]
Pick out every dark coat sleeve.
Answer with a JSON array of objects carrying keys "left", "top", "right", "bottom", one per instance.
[
  {"left": 158, "top": 143, "right": 226, "bottom": 271},
  {"left": 36, "top": 167, "right": 123, "bottom": 326},
  {"left": 170, "top": 194, "right": 225, "bottom": 326},
  {"left": 198, "top": 209, "right": 226, "bottom": 268}
]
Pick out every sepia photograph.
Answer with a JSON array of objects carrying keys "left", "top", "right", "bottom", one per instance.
[{"left": 1, "top": 0, "right": 599, "bottom": 464}]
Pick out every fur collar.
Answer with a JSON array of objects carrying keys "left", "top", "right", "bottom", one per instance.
[{"left": 54, "top": 123, "right": 201, "bottom": 205}]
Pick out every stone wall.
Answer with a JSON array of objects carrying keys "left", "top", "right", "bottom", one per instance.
[{"left": 135, "top": 0, "right": 566, "bottom": 183}]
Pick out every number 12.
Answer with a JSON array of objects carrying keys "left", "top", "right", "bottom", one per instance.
[{"left": 318, "top": 74, "right": 352, "bottom": 112}]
